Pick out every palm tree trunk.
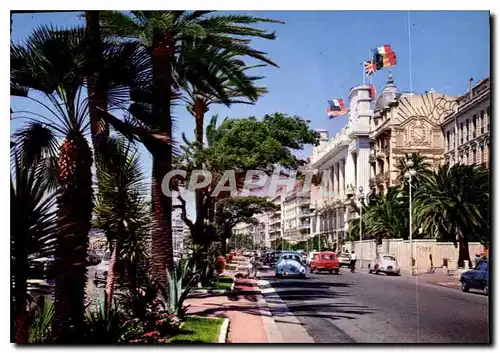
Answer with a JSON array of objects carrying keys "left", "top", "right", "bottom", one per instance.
[
  {"left": 458, "top": 237, "right": 471, "bottom": 268},
  {"left": 53, "top": 133, "right": 93, "bottom": 343},
  {"left": 194, "top": 97, "right": 205, "bottom": 144},
  {"left": 150, "top": 29, "right": 174, "bottom": 286},
  {"left": 85, "top": 11, "right": 109, "bottom": 163}
]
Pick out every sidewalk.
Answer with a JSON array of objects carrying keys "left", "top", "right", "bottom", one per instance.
[{"left": 185, "top": 273, "right": 273, "bottom": 343}]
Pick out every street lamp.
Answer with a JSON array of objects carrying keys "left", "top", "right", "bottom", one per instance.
[
  {"left": 357, "top": 186, "right": 365, "bottom": 268},
  {"left": 404, "top": 160, "right": 417, "bottom": 276}
]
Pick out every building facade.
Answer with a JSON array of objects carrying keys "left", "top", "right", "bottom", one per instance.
[
  {"left": 172, "top": 215, "right": 188, "bottom": 252},
  {"left": 309, "top": 84, "right": 373, "bottom": 248},
  {"left": 442, "top": 77, "right": 490, "bottom": 168},
  {"left": 369, "top": 73, "right": 457, "bottom": 192},
  {"left": 282, "top": 190, "right": 314, "bottom": 242}
]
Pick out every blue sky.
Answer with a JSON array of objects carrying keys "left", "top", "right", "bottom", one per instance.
[{"left": 10, "top": 10, "right": 490, "bottom": 217}]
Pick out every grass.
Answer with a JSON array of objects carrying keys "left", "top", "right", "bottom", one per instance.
[
  {"left": 169, "top": 317, "right": 224, "bottom": 343},
  {"left": 225, "top": 264, "right": 237, "bottom": 270},
  {"left": 199, "top": 276, "right": 234, "bottom": 291}
]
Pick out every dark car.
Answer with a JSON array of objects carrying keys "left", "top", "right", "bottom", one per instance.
[{"left": 460, "top": 260, "right": 488, "bottom": 295}]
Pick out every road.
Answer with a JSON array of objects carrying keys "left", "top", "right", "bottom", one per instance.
[{"left": 259, "top": 268, "right": 489, "bottom": 344}]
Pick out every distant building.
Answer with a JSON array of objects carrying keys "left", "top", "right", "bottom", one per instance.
[
  {"left": 172, "top": 215, "right": 186, "bottom": 252},
  {"left": 282, "top": 189, "right": 313, "bottom": 243},
  {"left": 441, "top": 77, "right": 490, "bottom": 168}
]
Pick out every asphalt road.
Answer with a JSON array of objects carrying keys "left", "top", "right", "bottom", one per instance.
[{"left": 260, "top": 268, "right": 489, "bottom": 344}]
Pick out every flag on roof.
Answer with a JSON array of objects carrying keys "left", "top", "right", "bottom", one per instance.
[
  {"left": 364, "top": 61, "right": 377, "bottom": 76},
  {"left": 371, "top": 44, "right": 397, "bottom": 70},
  {"left": 366, "top": 84, "right": 376, "bottom": 100},
  {"left": 326, "top": 99, "right": 347, "bottom": 118}
]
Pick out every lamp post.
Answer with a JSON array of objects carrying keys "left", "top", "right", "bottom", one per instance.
[
  {"left": 405, "top": 160, "right": 417, "bottom": 276},
  {"left": 357, "top": 186, "right": 365, "bottom": 268}
]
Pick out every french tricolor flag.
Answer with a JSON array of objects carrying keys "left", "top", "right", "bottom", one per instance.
[{"left": 326, "top": 99, "right": 347, "bottom": 118}]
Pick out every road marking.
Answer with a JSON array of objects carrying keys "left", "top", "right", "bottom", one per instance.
[{"left": 258, "top": 279, "right": 315, "bottom": 343}]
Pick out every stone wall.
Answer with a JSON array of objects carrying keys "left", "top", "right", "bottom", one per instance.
[{"left": 346, "top": 238, "right": 485, "bottom": 273}]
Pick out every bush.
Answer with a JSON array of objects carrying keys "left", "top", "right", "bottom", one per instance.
[{"left": 214, "top": 256, "right": 226, "bottom": 274}]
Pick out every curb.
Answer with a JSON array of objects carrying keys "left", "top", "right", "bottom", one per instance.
[
  {"left": 218, "top": 318, "right": 230, "bottom": 343},
  {"left": 255, "top": 281, "right": 284, "bottom": 343}
]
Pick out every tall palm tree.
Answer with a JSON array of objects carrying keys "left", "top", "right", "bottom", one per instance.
[
  {"left": 11, "top": 26, "right": 93, "bottom": 341},
  {"left": 98, "top": 10, "right": 282, "bottom": 285},
  {"left": 414, "top": 163, "right": 490, "bottom": 267},
  {"left": 93, "top": 136, "right": 148, "bottom": 308},
  {"left": 11, "top": 146, "right": 58, "bottom": 344}
]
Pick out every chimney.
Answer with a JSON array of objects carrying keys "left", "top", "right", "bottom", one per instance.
[{"left": 469, "top": 77, "right": 474, "bottom": 99}]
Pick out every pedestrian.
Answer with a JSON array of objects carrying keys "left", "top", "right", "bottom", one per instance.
[{"left": 350, "top": 250, "right": 357, "bottom": 271}]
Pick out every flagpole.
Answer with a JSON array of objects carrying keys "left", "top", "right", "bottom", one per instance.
[
  {"left": 368, "top": 50, "right": 372, "bottom": 84},
  {"left": 362, "top": 63, "right": 366, "bottom": 85}
]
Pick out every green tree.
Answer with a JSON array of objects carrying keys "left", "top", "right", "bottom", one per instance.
[
  {"left": 11, "top": 147, "right": 57, "bottom": 344},
  {"left": 215, "top": 196, "right": 278, "bottom": 254},
  {"left": 99, "top": 10, "right": 283, "bottom": 286},
  {"left": 174, "top": 113, "right": 318, "bottom": 247},
  {"left": 11, "top": 26, "right": 94, "bottom": 341},
  {"left": 414, "top": 163, "right": 490, "bottom": 267},
  {"left": 93, "top": 137, "right": 149, "bottom": 309}
]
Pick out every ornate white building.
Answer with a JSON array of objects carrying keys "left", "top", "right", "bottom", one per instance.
[{"left": 309, "top": 84, "right": 373, "bottom": 248}]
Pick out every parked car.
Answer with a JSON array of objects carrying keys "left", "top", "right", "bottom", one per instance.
[
  {"left": 87, "top": 249, "right": 101, "bottom": 266},
  {"left": 306, "top": 251, "right": 318, "bottom": 266},
  {"left": 94, "top": 251, "right": 112, "bottom": 285},
  {"left": 460, "top": 260, "right": 488, "bottom": 295},
  {"left": 310, "top": 251, "right": 340, "bottom": 274},
  {"left": 368, "top": 253, "right": 401, "bottom": 275},
  {"left": 338, "top": 252, "right": 351, "bottom": 267},
  {"left": 275, "top": 252, "right": 307, "bottom": 278}
]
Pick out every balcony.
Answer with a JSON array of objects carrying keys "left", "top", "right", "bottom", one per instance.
[
  {"left": 473, "top": 131, "right": 477, "bottom": 138},
  {"left": 297, "top": 198, "right": 310, "bottom": 206},
  {"left": 269, "top": 218, "right": 281, "bottom": 225},
  {"left": 298, "top": 211, "right": 313, "bottom": 218},
  {"left": 298, "top": 222, "right": 310, "bottom": 229}
]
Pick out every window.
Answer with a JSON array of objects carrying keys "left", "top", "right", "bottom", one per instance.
[
  {"left": 466, "top": 119, "right": 469, "bottom": 141},
  {"left": 472, "top": 114, "right": 477, "bottom": 137},
  {"left": 446, "top": 131, "right": 450, "bottom": 151},
  {"left": 383, "top": 255, "right": 396, "bottom": 262},
  {"left": 473, "top": 149, "right": 476, "bottom": 164},
  {"left": 460, "top": 122, "right": 464, "bottom": 144},
  {"left": 322, "top": 254, "right": 336, "bottom": 260}
]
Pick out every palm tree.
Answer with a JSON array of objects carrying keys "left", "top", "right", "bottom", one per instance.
[
  {"left": 395, "top": 152, "right": 433, "bottom": 187},
  {"left": 93, "top": 136, "right": 148, "bottom": 308},
  {"left": 347, "top": 187, "right": 409, "bottom": 244},
  {"left": 414, "top": 163, "right": 490, "bottom": 267},
  {"left": 98, "top": 10, "right": 282, "bottom": 286},
  {"left": 11, "top": 26, "right": 94, "bottom": 341},
  {"left": 11, "top": 147, "right": 57, "bottom": 344},
  {"left": 180, "top": 41, "right": 272, "bottom": 144}
]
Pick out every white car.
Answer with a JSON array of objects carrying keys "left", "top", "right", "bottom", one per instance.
[
  {"left": 338, "top": 253, "right": 351, "bottom": 267},
  {"left": 368, "top": 253, "right": 401, "bottom": 275},
  {"left": 275, "top": 252, "right": 307, "bottom": 278},
  {"left": 94, "top": 251, "right": 111, "bottom": 285}
]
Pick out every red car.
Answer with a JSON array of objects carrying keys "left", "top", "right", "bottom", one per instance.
[{"left": 310, "top": 251, "right": 340, "bottom": 274}]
